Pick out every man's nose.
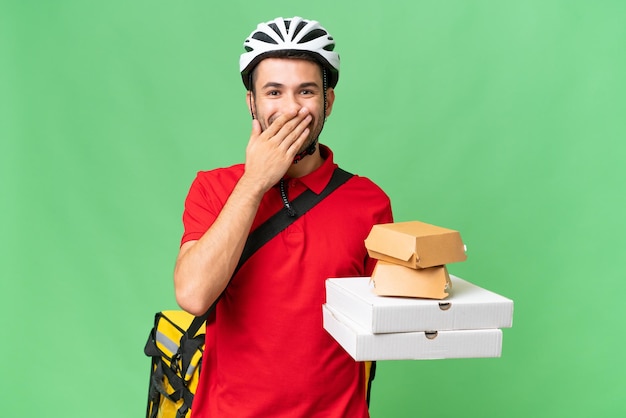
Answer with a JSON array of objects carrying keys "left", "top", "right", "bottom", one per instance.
[{"left": 282, "top": 92, "right": 302, "bottom": 113}]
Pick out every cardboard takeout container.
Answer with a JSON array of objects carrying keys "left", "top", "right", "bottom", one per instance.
[
  {"left": 365, "top": 221, "right": 467, "bottom": 269},
  {"left": 371, "top": 262, "right": 451, "bottom": 299},
  {"left": 325, "top": 276, "right": 514, "bottom": 334},
  {"left": 323, "top": 304, "right": 503, "bottom": 361}
]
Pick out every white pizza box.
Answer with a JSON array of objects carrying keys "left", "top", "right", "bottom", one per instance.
[
  {"left": 325, "top": 276, "right": 513, "bottom": 334},
  {"left": 323, "top": 304, "right": 503, "bottom": 361}
]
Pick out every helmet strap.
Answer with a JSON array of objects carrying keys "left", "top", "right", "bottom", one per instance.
[{"left": 248, "top": 74, "right": 256, "bottom": 119}]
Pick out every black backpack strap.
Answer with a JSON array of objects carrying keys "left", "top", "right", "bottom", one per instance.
[
  {"left": 186, "top": 167, "right": 353, "bottom": 335},
  {"left": 366, "top": 361, "right": 376, "bottom": 406},
  {"left": 238, "top": 167, "right": 352, "bottom": 272}
]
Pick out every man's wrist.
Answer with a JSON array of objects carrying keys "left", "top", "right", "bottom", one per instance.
[{"left": 238, "top": 172, "right": 271, "bottom": 199}]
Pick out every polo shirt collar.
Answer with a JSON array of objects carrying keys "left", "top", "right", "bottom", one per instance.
[{"left": 296, "top": 144, "right": 338, "bottom": 195}]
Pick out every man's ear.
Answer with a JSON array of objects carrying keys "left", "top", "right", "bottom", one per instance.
[
  {"left": 246, "top": 90, "right": 255, "bottom": 119},
  {"left": 325, "top": 87, "right": 336, "bottom": 118}
]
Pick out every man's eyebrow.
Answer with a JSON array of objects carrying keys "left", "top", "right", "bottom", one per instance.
[
  {"left": 261, "top": 82, "right": 284, "bottom": 89},
  {"left": 261, "top": 81, "right": 321, "bottom": 89},
  {"left": 299, "top": 82, "right": 321, "bottom": 89}
]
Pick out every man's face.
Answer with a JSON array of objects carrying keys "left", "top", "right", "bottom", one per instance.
[{"left": 248, "top": 58, "right": 335, "bottom": 154}]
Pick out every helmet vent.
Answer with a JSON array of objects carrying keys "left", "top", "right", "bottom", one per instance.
[
  {"left": 300, "top": 29, "right": 327, "bottom": 44},
  {"left": 291, "top": 20, "right": 307, "bottom": 39},
  {"left": 267, "top": 23, "right": 285, "bottom": 42},
  {"left": 251, "top": 31, "right": 278, "bottom": 44}
]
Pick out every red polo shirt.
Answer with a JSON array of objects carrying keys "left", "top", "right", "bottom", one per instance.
[{"left": 182, "top": 145, "right": 393, "bottom": 418}]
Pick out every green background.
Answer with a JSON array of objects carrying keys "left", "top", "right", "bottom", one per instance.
[{"left": 2, "top": 0, "right": 625, "bottom": 416}]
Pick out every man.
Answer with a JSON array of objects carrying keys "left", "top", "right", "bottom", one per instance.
[{"left": 174, "top": 16, "right": 393, "bottom": 417}]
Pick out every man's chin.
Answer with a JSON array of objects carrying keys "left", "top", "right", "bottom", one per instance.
[{"left": 300, "top": 137, "right": 318, "bottom": 154}]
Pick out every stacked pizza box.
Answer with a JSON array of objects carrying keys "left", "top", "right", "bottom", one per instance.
[{"left": 322, "top": 221, "right": 514, "bottom": 361}]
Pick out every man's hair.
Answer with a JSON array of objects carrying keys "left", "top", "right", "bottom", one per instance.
[{"left": 249, "top": 50, "right": 324, "bottom": 94}]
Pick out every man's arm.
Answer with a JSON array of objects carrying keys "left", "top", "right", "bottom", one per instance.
[{"left": 174, "top": 108, "right": 312, "bottom": 316}]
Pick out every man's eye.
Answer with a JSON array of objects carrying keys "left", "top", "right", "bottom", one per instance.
[
  {"left": 301, "top": 90, "right": 313, "bottom": 95},
  {"left": 268, "top": 90, "right": 280, "bottom": 96}
]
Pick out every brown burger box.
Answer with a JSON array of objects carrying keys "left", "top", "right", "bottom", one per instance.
[
  {"left": 364, "top": 221, "right": 467, "bottom": 269},
  {"left": 371, "top": 262, "right": 451, "bottom": 299}
]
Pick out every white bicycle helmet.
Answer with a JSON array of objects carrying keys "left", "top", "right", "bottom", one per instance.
[{"left": 240, "top": 16, "right": 340, "bottom": 90}]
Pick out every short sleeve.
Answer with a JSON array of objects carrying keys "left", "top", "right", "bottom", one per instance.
[{"left": 180, "top": 173, "right": 220, "bottom": 246}]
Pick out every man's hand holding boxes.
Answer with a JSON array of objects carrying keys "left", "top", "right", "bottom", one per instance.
[{"left": 323, "top": 221, "right": 514, "bottom": 360}]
